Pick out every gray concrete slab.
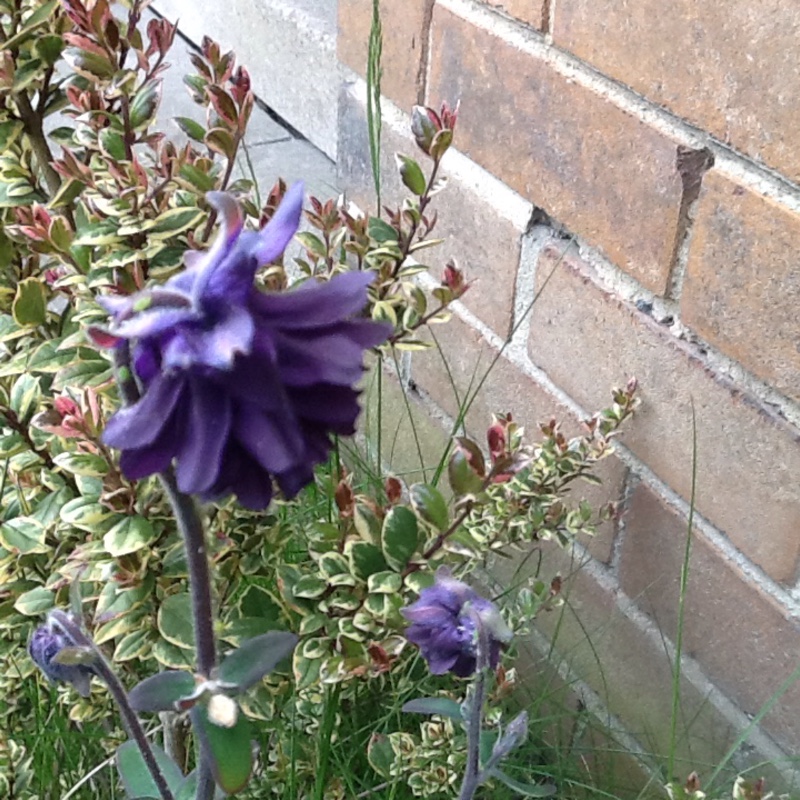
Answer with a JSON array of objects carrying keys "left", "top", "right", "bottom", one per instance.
[{"left": 153, "top": 0, "right": 338, "bottom": 159}]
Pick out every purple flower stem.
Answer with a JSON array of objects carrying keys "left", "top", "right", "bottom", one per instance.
[
  {"left": 458, "top": 624, "right": 490, "bottom": 800},
  {"left": 50, "top": 611, "right": 175, "bottom": 800},
  {"left": 112, "top": 344, "right": 217, "bottom": 800}
]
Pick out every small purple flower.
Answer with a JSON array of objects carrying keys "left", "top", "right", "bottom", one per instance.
[
  {"left": 94, "top": 185, "right": 389, "bottom": 510},
  {"left": 402, "top": 570, "right": 512, "bottom": 677},
  {"left": 29, "top": 619, "right": 93, "bottom": 697}
]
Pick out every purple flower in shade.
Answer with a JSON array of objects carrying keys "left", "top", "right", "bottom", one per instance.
[
  {"left": 94, "top": 184, "right": 389, "bottom": 510},
  {"left": 402, "top": 569, "right": 512, "bottom": 678},
  {"left": 28, "top": 618, "right": 93, "bottom": 697}
]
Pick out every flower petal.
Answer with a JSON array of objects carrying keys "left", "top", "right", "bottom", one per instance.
[
  {"left": 251, "top": 271, "right": 376, "bottom": 329},
  {"left": 176, "top": 379, "right": 233, "bottom": 494},
  {"left": 251, "top": 181, "right": 304, "bottom": 265},
  {"left": 102, "top": 375, "right": 185, "bottom": 449}
]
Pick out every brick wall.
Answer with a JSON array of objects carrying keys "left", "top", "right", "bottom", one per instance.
[{"left": 338, "top": 0, "right": 800, "bottom": 786}]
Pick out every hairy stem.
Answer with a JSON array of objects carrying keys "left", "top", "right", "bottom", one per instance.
[
  {"left": 459, "top": 652, "right": 488, "bottom": 800},
  {"left": 112, "top": 344, "right": 217, "bottom": 800},
  {"left": 51, "top": 611, "right": 175, "bottom": 800}
]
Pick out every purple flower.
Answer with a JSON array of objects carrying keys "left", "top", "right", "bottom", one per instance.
[
  {"left": 94, "top": 185, "right": 389, "bottom": 510},
  {"left": 402, "top": 570, "right": 512, "bottom": 677},
  {"left": 29, "top": 620, "right": 93, "bottom": 697}
]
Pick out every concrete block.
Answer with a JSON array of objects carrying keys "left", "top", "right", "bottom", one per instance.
[{"left": 153, "top": 0, "right": 338, "bottom": 159}]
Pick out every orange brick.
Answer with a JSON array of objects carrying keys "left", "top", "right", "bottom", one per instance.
[
  {"left": 410, "top": 314, "right": 627, "bottom": 563},
  {"left": 553, "top": 0, "right": 800, "bottom": 182},
  {"left": 494, "top": 545, "right": 767, "bottom": 776},
  {"left": 338, "top": 0, "right": 431, "bottom": 113},
  {"left": 682, "top": 172, "right": 800, "bottom": 404},
  {"left": 337, "top": 85, "right": 525, "bottom": 337},
  {"left": 619, "top": 483, "right": 800, "bottom": 753},
  {"left": 480, "top": 0, "right": 544, "bottom": 28},
  {"left": 427, "top": 5, "right": 684, "bottom": 294},
  {"left": 527, "top": 245, "right": 800, "bottom": 583}
]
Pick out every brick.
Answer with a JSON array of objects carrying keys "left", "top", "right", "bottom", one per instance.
[
  {"left": 620, "top": 483, "right": 800, "bottom": 752},
  {"left": 427, "top": 5, "right": 684, "bottom": 294},
  {"left": 338, "top": 0, "right": 431, "bottom": 113},
  {"left": 513, "top": 640, "right": 654, "bottom": 797},
  {"left": 410, "top": 313, "right": 627, "bottom": 563},
  {"left": 360, "top": 362, "right": 450, "bottom": 483},
  {"left": 480, "top": 0, "right": 544, "bottom": 28},
  {"left": 553, "top": 0, "right": 800, "bottom": 182},
  {"left": 682, "top": 171, "right": 800, "bottom": 404},
  {"left": 337, "top": 83, "right": 528, "bottom": 337},
  {"left": 527, "top": 244, "right": 800, "bottom": 583},
  {"left": 494, "top": 545, "right": 771, "bottom": 775}
]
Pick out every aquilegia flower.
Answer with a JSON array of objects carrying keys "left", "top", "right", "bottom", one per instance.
[
  {"left": 94, "top": 184, "right": 389, "bottom": 509},
  {"left": 29, "top": 617, "right": 93, "bottom": 697},
  {"left": 402, "top": 569, "right": 512, "bottom": 677}
]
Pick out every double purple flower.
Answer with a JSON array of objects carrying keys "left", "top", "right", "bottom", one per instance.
[
  {"left": 96, "top": 185, "right": 388, "bottom": 509},
  {"left": 402, "top": 570, "right": 512, "bottom": 677}
]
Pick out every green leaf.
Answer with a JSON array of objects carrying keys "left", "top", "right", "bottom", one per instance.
[
  {"left": 129, "top": 80, "right": 162, "bottom": 130},
  {"left": 178, "top": 164, "right": 216, "bottom": 192},
  {"left": 191, "top": 704, "right": 252, "bottom": 794},
  {"left": 368, "top": 216, "right": 398, "bottom": 243},
  {"left": 114, "top": 629, "right": 151, "bottom": 662},
  {"left": 129, "top": 671, "right": 196, "bottom": 713},
  {"left": 148, "top": 206, "right": 204, "bottom": 238},
  {"left": 448, "top": 443, "right": 486, "bottom": 496},
  {"left": 103, "top": 516, "right": 156, "bottom": 557},
  {"left": 292, "top": 575, "right": 327, "bottom": 599},
  {"left": 367, "top": 571, "right": 402, "bottom": 593},
  {"left": 367, "top": 733, "right": 394, "bottom": 778},
  {"left": 175, "top": 772, "right": 198, "bottom": 800},
  {"left": 63, "top": 46, "right": 116, "bottom": 81},
  {"left": 12, "top": 278, "right": 47, "bottom": 327},
  {"left": 0, "top": 0, "right": 59, "bottom": 51},
  {"left": 174, "top": 116, "right": 205, "bottom": 142},
  {"left": 292, "top": 649, "right": 322, "bottom": 690},
  {"left": 347, "top": 541, "right": 387, "bottom": 581},
  {"left": 158, "top": 593, "right": 195, "bottom": 649},
  {"left": 204, "top": 127, "right": 235, "bottom": 159},
  {"left": 98, "top": 129, "right": 127, "bottom": 161},
  {"left": 410, "top": 484, "right": 449, "bottom": 531},
  {"left": 0, "top": 120, "right": 24, "bottom": 151},
  {"left": 60, "top": 496, "right": 117, "bottom": 531},
  {"left": 218, "top": 631, "right": 298, "bottom": 690},
  {"left": 14, "top": 585, "right": 54, "bottom": 615},
  {"left": 353, "top": 503, "right": 381, "bottom": 543},
  {"left": 115, "top": 740, "right": 183, "bottom": 799},
  {"left": 489, "top": 769, "right": 556, "bottom": 797},
  {"left": 0, "top": 517, "right": 47, "bottom": 555},
  {"left": 381, "top": 506, "right": 419, "bottom": 570},
  {"left": 9, "top": 374, "right": 41, "bottom": 422},
  {"left": 53, "top": 452, "right": 108, "bottom": 477},
  {"left": 396, "top": 154, "right": 427, "bottom": 195},
  {"left": 0, "top": 182, "right": 41, "bottom": 207},
  {"left": 402, "top": 697, "right": 463, "bottom": 720},
  {"left": 73, "top": 220, "right": 121, "bottom": 246}
]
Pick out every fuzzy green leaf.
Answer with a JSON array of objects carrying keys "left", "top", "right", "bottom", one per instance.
[
  {"left": 191, "top": 704, "right": 252, "bottom": 794},
  {"left": 489, "top": 769, "right": 556, "bottom": 797},
  {"left": 367, "top": 733, "right": 394, "bottom": 779},
  {"left": 115, "top": 740, "right": 183, "bottom": 799},
  {"left": 53, "top": 452, "right": 108, "bottom": 477},
  {"left": 218, "top": 631, "right": 298, "bottom": 691},
  {"left": 402, "top": 697, "right": 463, "bottom": 720},
  {"left": 129, "top": 671, "right": 196, "bottom": 713}
]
